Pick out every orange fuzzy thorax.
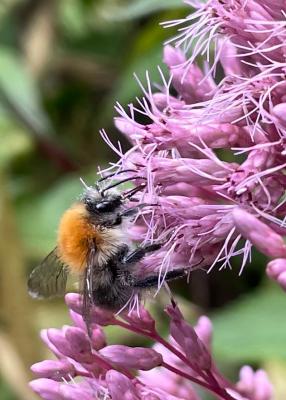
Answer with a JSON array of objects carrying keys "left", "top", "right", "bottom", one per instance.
[{"left": 57, "top": 203, "right": 101, "bottom": 274}]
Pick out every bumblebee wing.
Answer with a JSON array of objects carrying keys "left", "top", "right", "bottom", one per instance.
[
  {"left": 82, "top": 244, "right": 97, "bottom": 332},
  {"left": 28, "top": 248, "right": 68, "bottom": 298}
]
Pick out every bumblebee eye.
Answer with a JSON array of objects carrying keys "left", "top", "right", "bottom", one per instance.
[
  {"left": 96, "top": 202, "right": 109, "bottom": 210},
  {"left": 96, "top": 196, "right": 122, "bottom": 213}
]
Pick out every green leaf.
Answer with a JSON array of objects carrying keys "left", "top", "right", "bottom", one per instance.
[
  {"left": 0, "top": 47, "right": 53, "bottom": 136},
  {"left": 0, "top": 0, "right": 23, "bottom": 24},
  {"left": 60, "top": 0, "right": 89, "bottom": 37},
  {"left": 99, "top": 0, "right": 186, "bottom": 21},
  {"left": 0, "top": 377, "right": 17, "bottom": 400},
  {"left": 212, "top": 285, "right": 286, "bottom": 363},
  {"left": 103, "top": 12, "right": 173, "bottom": 109},
  {"left": 111, "top": 44, "right": 167, "bottom": 106},
  {"left": 0, "top": 119, "right": 32, "bottom": 168}
]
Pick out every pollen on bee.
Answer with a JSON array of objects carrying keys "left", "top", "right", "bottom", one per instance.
[{"left": 57, "top": 203, "right": 102, "bottom": 274}]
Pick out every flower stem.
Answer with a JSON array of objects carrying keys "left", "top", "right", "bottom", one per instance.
[
  {"left": 152, "top": 330, "right": 210, "bottom": 380},
  {"left": 162, "top": 362, "right": 235, "bottom": 400},
  {"left": 115, "top": 319, "right": 235, "bottom": 399},
  {"left": 116, "top": 320, "right": 204, "bottom": 377}
]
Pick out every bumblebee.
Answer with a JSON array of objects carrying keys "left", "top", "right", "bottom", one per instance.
[{"left": 28, "top": 171, "right": 185, "bottom": 316}]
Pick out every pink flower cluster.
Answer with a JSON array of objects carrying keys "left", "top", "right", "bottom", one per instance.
[
  {"left": 29, "top": 294, "right": 272, "bottom": 400},
  {"left": 105, "top": 0, "right": 286, "bottom": 288},
  {"left": 29, "top": 2, "right": 286, "bottom": 399}
]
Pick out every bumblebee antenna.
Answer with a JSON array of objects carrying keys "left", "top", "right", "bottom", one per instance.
[
  {"left": 101, "top": 176, "right": 147, "bottom": 196},
  {"left": 80, "top": 177, "right": 101, "bottom": 193},
  {"left": 80, "top": 177, "right": 91, "bottom": 190},
  {"left": 123, "top": 183, "right": 146, "bottom": 199},
  {"left": 97, "top": 169, "right": 138, "bottom": 183}
]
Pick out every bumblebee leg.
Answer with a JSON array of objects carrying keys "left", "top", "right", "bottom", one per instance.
[
  {"left": 104, "top": 203, "right": 156, "bottom": 226},
  {"left": 123, "top": 184, "right": 146, "bottom": 200},
  {"left": 118, "top": 270, "right": 134, "bottom": 286},
  {"left": 120, "top": 203, "right": 157, "bottom": 218},
  {"left": 119, "top": 205, "right": 144, "bottom": 218},
  {"left": 133, "top": 269, "right": 186, "bottom": 288},
  {"left": 116, "top": 244, "right": 130, "bottom": 261},
  {"left": 124, "top": 243, "right": 162, "bottom": 264}
]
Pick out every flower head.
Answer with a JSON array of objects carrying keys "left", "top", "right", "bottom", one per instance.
[
  {"left": 29, "top": 2, "right": 283, "bottom": 399},
  {"left": 30, "top": 294, "right": 272, "bottom": 400},
  {"left": 102, "top": 0, "right": 286, "bottom": 291}
]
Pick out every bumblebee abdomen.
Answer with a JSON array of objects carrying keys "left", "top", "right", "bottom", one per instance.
[
  {"left": 57, "top": 203, "right": 100, "bottom": 274},
  {"left": 92, "top": 284, "right": 133, "bottom": 310}
]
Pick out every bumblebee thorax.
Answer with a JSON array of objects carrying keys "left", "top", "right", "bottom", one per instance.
[{"left": 57, "top": 203, "right": 100, "bottom": 273}]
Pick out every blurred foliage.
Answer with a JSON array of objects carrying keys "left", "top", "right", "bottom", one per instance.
[
  {"left": 0, "top": 378, "right": 17, "bottom": 400},
  {"left": 0, "top": 0, "right": 285, "bottom": 399},
  {"left": 212, "top": 284, "right": 286, "bottom": 362}
]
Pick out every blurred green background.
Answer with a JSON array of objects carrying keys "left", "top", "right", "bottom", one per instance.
[{"left": 0, "top": 1, "right": 286, "bottom": 399}]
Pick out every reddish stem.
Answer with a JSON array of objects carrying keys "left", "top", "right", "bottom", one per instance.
[
  {"left": 116, "top": 320, "right": 209, "bottom": 381},
  {"left": 91, "top": 351, "right": 134, "bottom": 380},
  {"left": 161, "top": 361, "right": 212, "bottom": 390},
  {"left": 211, "top": 365, "right": 236, "bottom": 389},
  {"left": 91, "top": 352, "right": 115, "bottom": 371},
  {"left": 75, "top": 369, "right": 92, "bottom": 378},
  {"left": 162, "top": 362, "right": 235, "bottom": 400},
  {"left": 152, "top": 331, "right": 210, "bottom": 380},
  {"left": 115, "top": 320, "right": 236, "bottom": 400}
]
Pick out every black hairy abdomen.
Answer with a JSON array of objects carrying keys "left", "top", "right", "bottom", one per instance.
[
  {"left": 91, "top": 248, "right": 134, "bottom": 310},
  {"left": 92, "top": 284, "right": 133, "bottom": 309}
]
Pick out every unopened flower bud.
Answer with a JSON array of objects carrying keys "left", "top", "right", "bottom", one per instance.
[
  {"left": 90, "top": 325, "right": 106, "bottom": 350},
  {"left": 65, "top": 293, "right": 116, "bottom": 326},
  {"left": 106, "top": 370, "right": 140, "bottom": 400},
  {"left": 29, "top": 378, "right": 62, "bottom": 400},
  {"left": 272, "top": 103, "right": 286, "bottom": 124},
  {"left": 60, "top": 385, "right": 94, "bottom": 400},
  {"left": 236, "top": 366, "right": 273, "bottom": 400},
  {"left": 266, "top": 258, "right": 286, "bottom": 279},
  {"left": 253, "top": 370, "right": 273, "bottom": 400},
  {"left": 100, "top": 345, "right": 163, "bottom": 371},
  {"left": 194, "top": 316, "right": 213, "bottom": 350},
  {"left": 40, "top": 330, "right": 63, "bottom": 358},
  {"left": 63, "top": 326, "right": 94, "bottom": 363},
  {"left": 166, "top": 305, "right": 212, "bottom": 371},
  {"left": 122, "top": 306, "right": 155, "bottom": 331},
  {"left": 31, "top": 360, "right": 76, "bottom": 381},
  {"left": 46, "top": 328, "right": 71, "bottom": 359},
  {"left": 277, "top": 271, "right": 286, "bottom": 291},
  {"left": 69, "top": 309, "right": 86, "bottom": 330},
  {"left": 232, "top": 208, "right": 286, "bottom": 258}
]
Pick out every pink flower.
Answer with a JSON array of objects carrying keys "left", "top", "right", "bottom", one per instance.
[
  {"left": 102, "top": 0, "right": 286, "bottom": 291},
  {"left": 30, "top": 294, "right": 272, "bottom": 400},
  {"left": 122, "top": 305, "right": 156, "bottom": 331},
  {"left": 163, "top": 1, "right": 286, "bottom": 75},
  {"left": 235, "top": 366, "right": 273, "bottom": 400},
  {"left": 266, "top": 258, "right": 286, "bottom": 291},
  {"left": 105, "top": 370, "right": 141, "bottom": 400},
  {"left": 166, "top": 304, "right": 212, "bottom": 371},
  {"left": 232, "top": 208, "right": 286, "bottom": 258},
  {"left": 194, "top": 316, "right": 212, "bottom": 351},
  {"left": 31, "top": 360, "right": 76, "bottom": 381},
  {"left": 29, "top": 2, "right": 280, "bottom": 400},
  {"left": 29, "top": 379, "right": 95, "bottom": 400},
  {"left": 100, "top": 345, "right": 163, "bottom": 371}
]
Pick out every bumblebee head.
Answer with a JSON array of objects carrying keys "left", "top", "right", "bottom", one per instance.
[
  {"left": 79, "top": 171, "right": 146, "bottom": 217},
  {"left": 81, "top": 187, "right": 123, "bottom": 214}
]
